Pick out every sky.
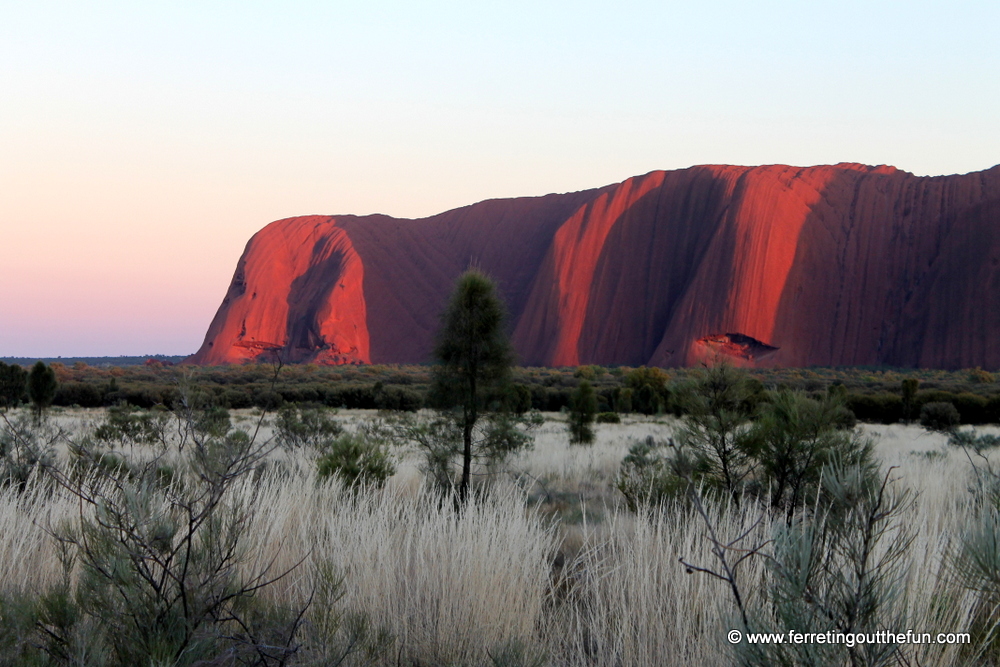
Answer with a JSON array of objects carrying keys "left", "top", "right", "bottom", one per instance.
[{"left": 2, "top": 1, "right": 999, "bottom": 357}]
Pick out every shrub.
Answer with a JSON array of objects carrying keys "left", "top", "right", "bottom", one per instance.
[
  {"left": 969, "top": 367, "right": 995, "bottom": 384},
  {"left": 253, "top": 388, "right": 284, "bottom": 410},
  {"left": 93, "top": 403, "right": 168, "bottom": 450},
  {"left": 530, "top": 386, "right": 570, "bottom": 412},
  {"left": 947, "top": 429, "right": 1000, "bottom": 452},
  {"left": 954, "top": 392, "right": 989, "bottom": 424},
  {"left": 596, "top": 412, "right": 620, "bottom": 424},
  {"left": 616, "top": 436, "right": 692, "bottom": 511},
  {"left": 193, "top": 405, "right": 232, "bottom": 439},
  {"left": 275, "top": 404, "right": 343, "bottom": 450},
  {"left": 675, "top": 364, "right": 758, "bottom": 502},
  {"left": 54, "top": 381, "right": 103, "bottom": 408},
  {"left": 740, "top": 465, "right": 913, "bottom": 667},
  {"left": 920, "top": 401, "right": 961, "bottom": 432},
  {"left": 373, "top": 385, "right": 422, "bottom": 411},
  {"left": 745, "top": 390, "right": 874, "bottom": 520},
  {"left": 220, "top": 387, "right": 254, "bottom": 409},
  {"left": 987, "top": 395, "right": 1000, "bottom": 424},
  {"left": 634, "top": 384, "right": 662, "bottom": 415},
  {"left": 503, "top": 384, "right": 533, "bottom": 414},
  {"left": 0, "top": 411, "right": 57, "bottom": 492},
  {"left": 0, "top": 362, "right": 27, "bottom": 407},
  {"left": 316, "top": 432, "right": 396, "bottom": 488},
  {"left": 567, "top": 380, "right": 597, "bottom": 444},
  {"left": 613, "top": 386, "right": 633, "bottom": 414},
  {"left": 25, "top": 406, "right": 310, "bottom": 665},
  {"left": 625, "top": 367, "right": 672, "bottom": 415},
  {"left": 845, "top": 392, "right": 903, "bottom": 424},
  {"left": 596, "top": 388, "right": 613, "bottom": 413},
  {"left": 323, "top": 384, "right": 377, "bottom": 409},
  {"left": 901, "top": 378, "right": 919, "bottom": 421}
]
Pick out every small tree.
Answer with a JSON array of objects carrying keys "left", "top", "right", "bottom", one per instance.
[
  {"left": 27, "top": 361, "right": 57, "bottom": 421},
  {"left": 901, "top": 378, "right": 919, "bottom": 422},
  {"left": 0, "top": 362, "right": 27, "bottom": 408},
  {"left": 568, "top": 380, "right": 597, "bottom": 444},
  {"left": 613, "top": 386, "right": 633, "bottom": 414},
  {"left": 431, "top": 269, "right": 516, "bottom": 501},
  {"left": 676, "top": 364, "right": 759, "bottom": 503},
  {"left": 626, "top": 366, "right": 670, "bottom": 415},
  {"left": 747, "top": 390, "right": 873, "bottom": 522}
]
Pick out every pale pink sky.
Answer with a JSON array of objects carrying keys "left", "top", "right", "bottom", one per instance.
[{"left": 2, "top": 1, "right": 998, "bottom": 356}]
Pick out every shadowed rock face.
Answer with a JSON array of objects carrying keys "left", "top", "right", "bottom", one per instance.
[{"left": 188, "top": 163, "right": 1000, "bottom": 369}]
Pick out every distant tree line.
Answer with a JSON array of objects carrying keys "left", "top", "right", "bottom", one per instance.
[{"left": 5, "top": 357, "right": 1000, "bottom": 425}]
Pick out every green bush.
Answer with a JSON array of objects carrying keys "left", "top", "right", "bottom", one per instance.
[
  {"left": 968, "top": 367, "right": 995, "bottom": 384},
  {"left": 0, "top": 362, "right": 27, "bottom": 407},
  {"left": 54, "top": 381, "right": 103, "bottom": 408},
  {"left": 220, "top": 387, "right": 254, "bottom": 409},
  {"left": 920, "top": 402, "right": 961, "bottom": 432},
  {"left": 316, "top": 432, "right": 396, "bottom": 488},
  {"left": 0, "top": 412, "right": 57, "bottom": 492},
  {"left": 381, "top": 410, "right": 539, "bottom": 495},
  {"left": 373, "top": 385, "right": 422, "bottom": 411},
  {"left": 954, "top": 392, "right": 989, "bottom": 424},
  {"left": 634, "top": 384, "right": 662, "bottom": 415},
  {"left": 845, "top": 393, "right": 902, "bottom": 424},
  {"left": 275, "top": 404, "right": 343, "bottom": 450},
  {"left": 675, "top": 364, "right": 758, "bottom": 501},
  {"left": 741, "top": 464, "right": 912, "bottom": 667},
  {"left": 253, "top": 388, "right": 284, "bottom": 410},
  {"left": 616, "top": 436, "right": 694, "bottom": 511},
  {"left": 93, "top": 403, "right": 168, "bottom": 449},
  {"left": 503, "top": 384, "right": 533, "bottom": 414},
  {"left": 987, "top": 395, "right": 1000, "bottom": 424},
  {"left": 568, "top": 380, "right": 597, "bottom": 444},
  {"left": 901, "top": 378, "right": 919, "bottom": 421},
  {"left": 9, "top": 407, "right": 311, "bottom": 665},
  {"left": 530, "top": 386, "right": 571, "bottom": 412},
  {"left": 0, "top": 392, "right": 394, "bottom": 665},
  {"left": 612, "top": 386, "right": 633, "bottom": 414},
  {"left": 323, "top": 384, "right": 377, "bottom": 409},
  {"left": 948, "top": 429, "right": 1000, "bottom": 451},
  {"left": 625, "top": 367, "right": 672, "bottom": 415},
  {"left": 193, "top": 405, "right": 232, "bottom": 439},
  {"left": 595, "top": 412, "right": 620, "bottom": 424},
  {"left": 745, "top": 390, "right": 874, "bottom": 519}
]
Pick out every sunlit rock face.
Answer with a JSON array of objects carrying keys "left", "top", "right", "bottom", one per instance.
[{"left": 188, "top": 163, "right": 1000, "bottom": 369}]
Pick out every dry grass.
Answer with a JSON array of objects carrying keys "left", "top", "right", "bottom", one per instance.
[{"left": 1, "top": 407, "right": 997, "bottom": 665}]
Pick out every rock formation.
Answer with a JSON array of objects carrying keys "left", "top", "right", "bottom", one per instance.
[{"left": 189, "top": 163, "right": 1000, "bottom": 369}]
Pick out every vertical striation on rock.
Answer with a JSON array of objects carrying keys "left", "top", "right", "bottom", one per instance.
[{"left": 188, "top": 163, "right": 1000, "bottom": 369}]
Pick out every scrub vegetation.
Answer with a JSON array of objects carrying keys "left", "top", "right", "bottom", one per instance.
[
  {"left": 1, "top": 368, "right": 1000, "bottom": 665},
  {"left": 21, "top": 359, "right": 1000, "bottom": 428}
]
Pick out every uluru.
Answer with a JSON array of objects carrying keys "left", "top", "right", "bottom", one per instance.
[{"left": 188, "top": 162, "right": 1000, "bottom": 369}]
